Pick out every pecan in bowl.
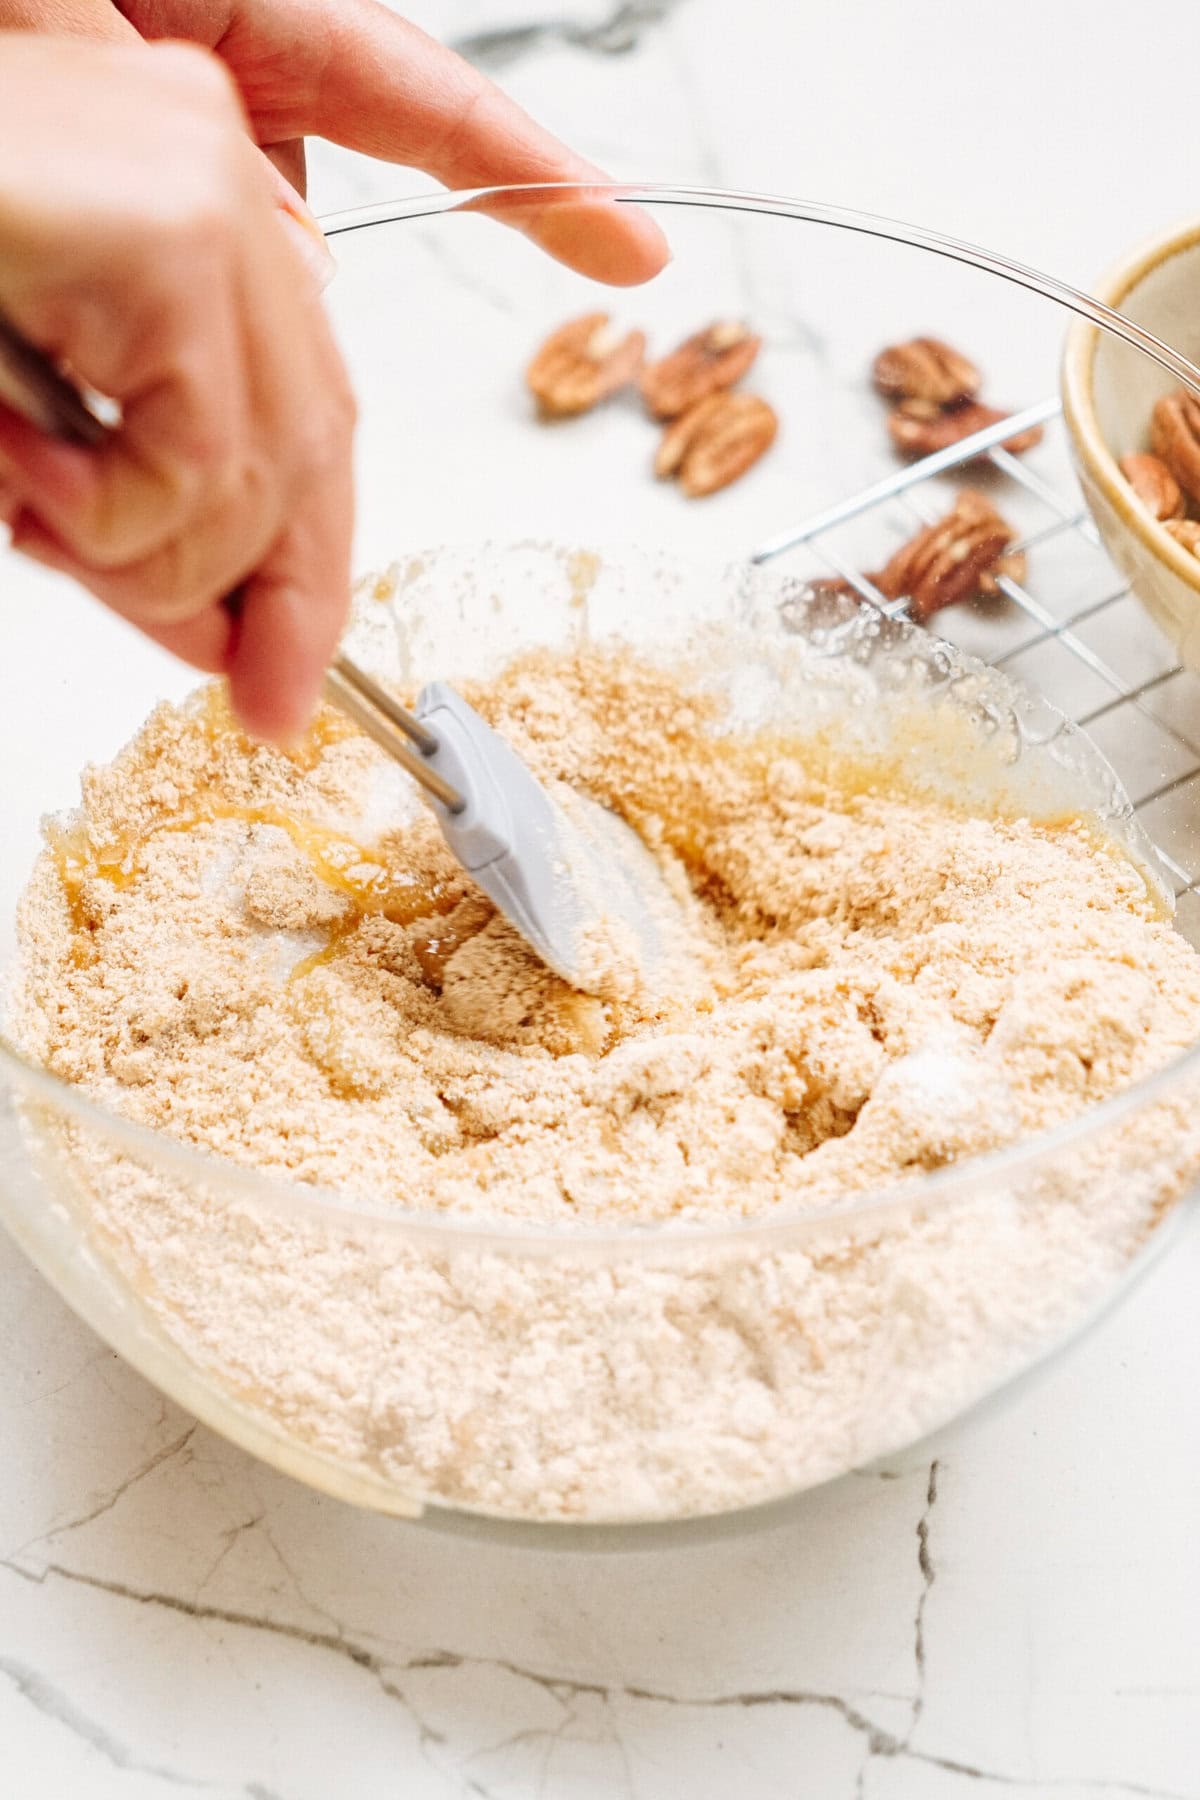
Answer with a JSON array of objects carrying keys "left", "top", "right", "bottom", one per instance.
[
  {"left": 1150, "top": 389, "right": 1200, "bottom": 509},
  {"left": 1164, "top": 519, "right": 1200, "bottom": 558},
  {"left": 1118, "top": 452, "right": 1186, "bottom": 522}
]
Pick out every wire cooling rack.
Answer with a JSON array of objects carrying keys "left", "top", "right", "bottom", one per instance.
[{"left": 752, "top": 399, "right": 1200, "bottom": 948}]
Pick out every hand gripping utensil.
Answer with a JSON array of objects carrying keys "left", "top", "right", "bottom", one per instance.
[{"left": 0, "top": 311, "right": 682, "bottom": 993}]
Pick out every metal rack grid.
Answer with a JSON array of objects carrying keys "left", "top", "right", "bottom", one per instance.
[{"left": 752, "top": 399, "right": 1200, "bottom": 944}]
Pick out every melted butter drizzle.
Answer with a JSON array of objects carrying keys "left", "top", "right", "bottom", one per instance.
[{"left": 47, "top": 691, "right": 452, "bottom": 973}]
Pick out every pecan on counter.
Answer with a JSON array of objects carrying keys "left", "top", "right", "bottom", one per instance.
[
  {"left": 526, "top": 313, "right": 645, "bottom": 418},
  {"left": 654, "top": 391, "right": 778, "bottom": 498},
  {"left": 640, "top": 321, "right": 761, "bottom": 420},
  {"left": 887, "top": 398, "right": 1044, "bottom": 460},
  {"left": 872, "top": 337, "right": 981, "bottom": 407},
  {"left": 872, "top": 490, "right": 1024, "bottom": 622}
]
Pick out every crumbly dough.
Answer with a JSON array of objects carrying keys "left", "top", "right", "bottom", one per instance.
[
  {"left": 13, "top": 648, "right": 1200, "bottom": 1523},
  {"left": 15, "top": 651, "right": 1200, "bottom": 1226}
]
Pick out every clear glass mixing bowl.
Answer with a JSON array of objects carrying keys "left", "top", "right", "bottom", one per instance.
[{"left": 4, "top": 185, "right": 1200, "bottom": 1538}]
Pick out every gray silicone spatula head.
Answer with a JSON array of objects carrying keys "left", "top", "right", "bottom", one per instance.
[{"left": 414, "top": 681, "right": 683, "bottom": 996}]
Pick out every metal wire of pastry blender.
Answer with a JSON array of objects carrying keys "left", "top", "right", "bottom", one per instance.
[{"left": 753, "top": 399, "right": 1200, "bottom": 943}]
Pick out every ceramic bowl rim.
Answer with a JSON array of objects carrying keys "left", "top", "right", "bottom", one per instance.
[{"left": 1062, "top": 214, "right": 1200, "bottom": 593}]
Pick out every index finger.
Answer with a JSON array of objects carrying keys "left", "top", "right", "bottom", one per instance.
[
  {"left": 133, "top": 0, "right": 671, "bottom": 286},
  {"left": 311, "top": 8, "right": 669, "bottom": 287}
]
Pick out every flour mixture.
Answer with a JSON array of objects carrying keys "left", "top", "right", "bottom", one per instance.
[
  {"left": 17, "top": 648, "right": 1200, "bottom": 1221},
  {"left": 12, "top": 637, "right": 1200, "bottom": 1519}
]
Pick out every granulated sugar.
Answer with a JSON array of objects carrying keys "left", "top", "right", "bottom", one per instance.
[{"left": 12, "top": 648, "right": 1200, "bottom": 1520}]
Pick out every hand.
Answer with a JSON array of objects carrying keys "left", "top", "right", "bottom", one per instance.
[
  {"left": 0, "top": 0, "right": 669, "bottom": 287},
  {"left": 0, "top": 35, "right": 356, "bottom": 738},
  {"left": 0, "top": 7, "right": 668, "bottom": 740}
]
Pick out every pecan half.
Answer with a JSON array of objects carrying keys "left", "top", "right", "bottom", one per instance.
[
  {"left": 655, "top": 391, "right": 777, "bottom": 497},
  {"left": 873, "top": 491, "right": 1019, "bottom": 622},
  {"left": 872, "top": 338, "right": 981, "bottom": 406},
  {"left": 1164, "top": 518, "right": 1200, "bottom": 557},
  {"left": 640, "top": 321, "right": 761, "bottom": 419},
  {"left": 1150, "top": 390, "right": 1200, "bottom": 507},
  {"left": 887, "top": 397, "right": 1043, "bottom": 460},
  {"left": 1118, "top": 451, "right": 1186, "bottom": 521},
  {"left": 526, "top": 313, "right": 645, "bottom": 417}
]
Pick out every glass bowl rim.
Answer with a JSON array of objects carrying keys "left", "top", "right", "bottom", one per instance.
[
  {"left": 5, "top": 178, "right": 1200, "bottom": 1255},
  {"left": 322, "top": 181, "right": 1200, "bottom": 393}
]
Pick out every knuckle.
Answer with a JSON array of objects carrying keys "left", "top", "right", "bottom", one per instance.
[
  {"left": 100, "top": 557, "right": 212, "bottom": 627},
  {"left": 169, "top": 402, "right": 241, "bottom": 486},
  {"left": 287, "top": 408, "right": 351, "bottom": 497},
  {"left": 141, "top": 56, "right": 247, "bottom": 248},
  {"left": 77, "top": 478, "right": 201, "bottom": 577},
  {"left": 78, "top": 472, "right": 196, "bottom": 572},
  {"left": 226, "top": 453, "right": 276, "bottom": 533},
  {"left": 74, "top": 511, "right": 164, "bottom": 572},
  {"left": 151, "top": 42, "right": 240, "bottom": 116},
  {"left": 134, "top": 144, "right": 239, "bottom": 266},
  {"left": 115, "top": 522, "right": 245, "bottom": 624},
  {"left": 169, "top": 166, "right": 238, "bottom": 260}
]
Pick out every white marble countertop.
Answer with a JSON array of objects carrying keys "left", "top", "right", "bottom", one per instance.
[{"left": 4, "top": 2, "right": 1200, "bottom": 1795}]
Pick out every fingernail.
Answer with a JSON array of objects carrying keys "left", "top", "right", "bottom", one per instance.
[{"left": 278, "top": 198, "right": 337, "bottom": 292}]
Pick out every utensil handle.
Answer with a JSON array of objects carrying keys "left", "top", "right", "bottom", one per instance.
[
  {"left": 0, "top": 309, "right": 109, "bottom": 447},
  {"left": 322, "top": 663, "right": 464, "bottom": 811}
]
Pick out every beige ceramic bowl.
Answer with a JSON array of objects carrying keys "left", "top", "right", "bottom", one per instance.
[{"left": 1063, "top": 219, "right": 1200, "bottom": 666}]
